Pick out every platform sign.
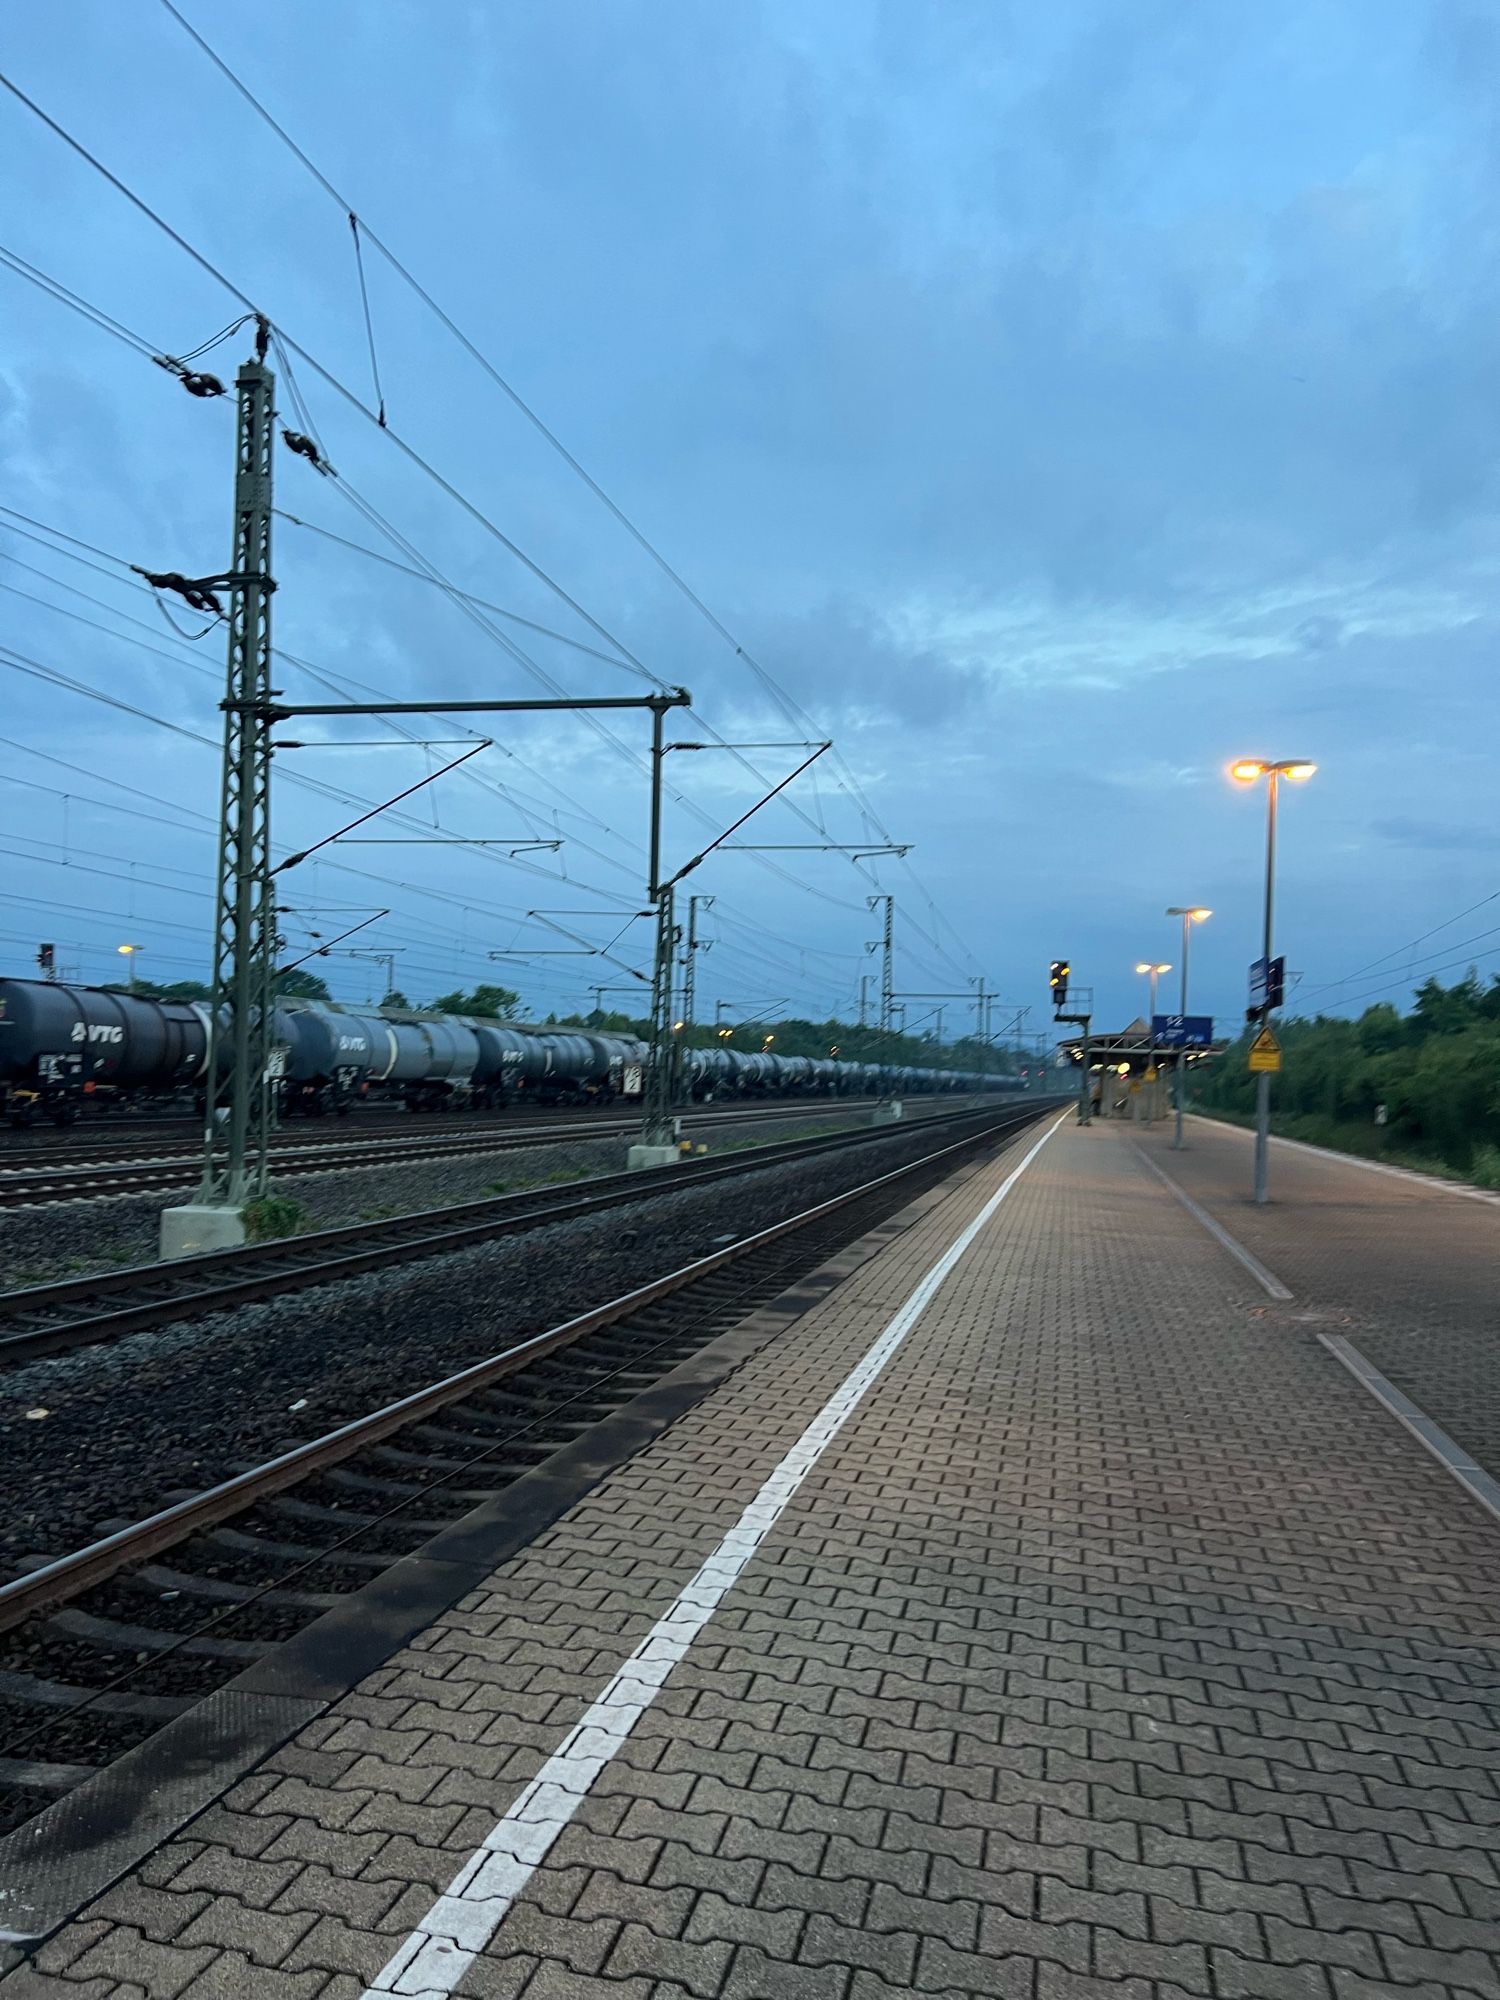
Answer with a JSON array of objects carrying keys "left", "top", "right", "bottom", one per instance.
[
  {"left": 1152, "top": 1013, "right": 1212, "bottom": 1048},
  {"left": 1249, "top": 956, "right": 1285, "bottom": 1010},
  {"left": 1248, "top": 1026, "right": 1281, "bottom": 1073}
]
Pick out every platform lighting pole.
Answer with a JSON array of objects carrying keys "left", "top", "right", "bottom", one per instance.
[
  {"left": 200, "top": 321, "right": 278, "bottom": 1209},
  {"left": 1133, "top": 962, "right": 1171, "bottom": 1124},
  {"left": 868, "top": 894, "right": 894, "bottom": 1032},
  {"left": 1255, "top": 774, "right": 1279, "bottom": 1202},
  {"left": 1230, "top": 759, "right": 1315, "bottom": 1203},
  {"left": 1165, "top": 907, "right": 1211, "bottom": 1149}
]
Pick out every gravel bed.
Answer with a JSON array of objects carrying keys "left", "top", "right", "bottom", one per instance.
[
  {"left": 0, "top": 1115, "right": 1014, "bottom": 1574},
  {"left": 0, "top": 1100, "right": 901, "bottom": 1290}
]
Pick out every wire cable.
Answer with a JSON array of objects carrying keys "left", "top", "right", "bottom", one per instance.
[
  {"left": 0, "top": 241, "right": 160, "bottom": 359},
  {"left": 152, "top": 1, "right": 982, "bottom": 960},
  {"left": 0, "top": 76, "right": 876, "bottom": 915},
  {"left": 348, "top": 213, "right": 386, "bottom": 426},
  {"left": 1297, "top": 889, "right": 1500, "bottom": 1009}
]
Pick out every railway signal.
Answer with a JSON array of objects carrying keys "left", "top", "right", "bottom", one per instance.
[{"left": 1049, "top": 959, "right": 1070, "bottom": 1007}]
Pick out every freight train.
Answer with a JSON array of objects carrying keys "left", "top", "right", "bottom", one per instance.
[{"left": 0, "top": 978, "right": 1015, "bottom": 1125}]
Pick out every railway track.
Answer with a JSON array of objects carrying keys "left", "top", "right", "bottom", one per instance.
[
  {"left": 0, "top": 1101, "right": 1017, "bottom": 1361},
  {"left": 0, "top": 1100, "right": 1047, "bottom": 1869},
  {"left": 0, "top": 1093, "right": 928, "bottom": 1208}
]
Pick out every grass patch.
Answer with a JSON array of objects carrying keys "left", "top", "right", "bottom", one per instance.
[
  {"left": 482, "top": 1165, "right": 590, "bottom": 1199},
  {"left": 7, "top": 1245, "right": 139, "bottom": 1289},
  {"left": 243, "top": 1192, "right": 310, "bottom": 1241},
  {"left": 1194, "top": 1107, "right": 1468, "bottom": 1182},
  {"left": 715, "top": 1121, "right": 851, "bottom": 1158}
]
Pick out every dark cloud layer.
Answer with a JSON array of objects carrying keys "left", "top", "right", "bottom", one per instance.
[{"left": 1, "top": 2, "right": 1496, "bottom": 1029}]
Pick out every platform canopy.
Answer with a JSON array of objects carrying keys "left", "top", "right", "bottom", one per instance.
[{"left": 1054, "top": 1017, "right": 1229, "bottom": 1077}]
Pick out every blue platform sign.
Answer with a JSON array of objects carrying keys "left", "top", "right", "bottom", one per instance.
[
  {"left": 1152, "top": 1013, "right": 1213, "bottom": 1049},
  {"left": 1248, "top": 956, "right": 1285, "bottom": 1009}
]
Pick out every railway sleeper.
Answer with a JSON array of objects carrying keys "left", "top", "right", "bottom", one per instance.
[
  {"left": 322, "top": 1466, "right": 509, "bottom": 1505},
  {"left": 0, "top": 1667, "right": 190, "bottom": 1718},
  {"left": 46, "top": 1609, "right": 268, "bottom": 1661},
  {"left": 130, "top": 1564, "right": 343, "bottom": 1612},
  {"left": 202, "top": 1524, "right": 391, "bottom": 1568}
]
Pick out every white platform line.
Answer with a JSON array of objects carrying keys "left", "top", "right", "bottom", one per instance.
[
  {"left": 1131, "top": 1142, "right": 1293, "bottom": 1300},
  {"left": 358, "top": 1112, "right": 1070, "bottom": 1999},
  {"left": 1319, "top": 1333, "right": 1500, "bottom": 1530}
]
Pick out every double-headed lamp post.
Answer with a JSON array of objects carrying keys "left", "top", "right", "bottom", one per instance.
[
  {"left": 1229, "top": 758, "right": 1316, "bottom": 1203},
  {"left": 1164, "top": 907, "right": 1211, "bottom": 1149},
  {"left": 1134, "top": 962, "right": 1171, "bottom": 1122}
]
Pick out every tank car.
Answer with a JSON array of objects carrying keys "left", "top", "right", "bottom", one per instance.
[{"left": 0, "top": 977, "right": 209, "bottom": 1125}]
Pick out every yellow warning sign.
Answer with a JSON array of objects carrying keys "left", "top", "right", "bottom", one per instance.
[{"left": 1248, "top": 1027, "right": 1281, "bottom": 1074}]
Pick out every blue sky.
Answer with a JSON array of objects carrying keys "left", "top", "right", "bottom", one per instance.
[{"left": 2, "top": 1, "right": 1497, "bottom": 1040}]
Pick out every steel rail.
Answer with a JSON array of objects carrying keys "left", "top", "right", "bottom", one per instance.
[
  {"left": 0, "top": 1104, "right": 1044, "bottom": 1632},
  {"left": 0, "top": 1102, "right": 1037, "bottom": 1362},
  {"left": 0, "top": 1094, "right": 943, "bottom": 1205}
]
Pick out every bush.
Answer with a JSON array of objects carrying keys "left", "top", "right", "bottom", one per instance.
[{"left": 242, "top": 1192, "right": 307, "bottom": 1242}]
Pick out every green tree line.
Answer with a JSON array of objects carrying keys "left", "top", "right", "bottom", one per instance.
[{"left": 1195, "top": 973, "right": 1500, "bottom": 1181}]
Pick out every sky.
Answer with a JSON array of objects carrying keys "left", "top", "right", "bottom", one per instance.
[{"left": 2, "top": 0, "right": 1497, "bottom": 1045}]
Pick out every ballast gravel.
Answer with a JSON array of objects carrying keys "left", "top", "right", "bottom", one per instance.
[
  {"left": 0, "top": 1100, "right": 905, "bottom": 1289},
  {"left": 0, "top": 1114, "right": 1009, "bottom": 1576}
]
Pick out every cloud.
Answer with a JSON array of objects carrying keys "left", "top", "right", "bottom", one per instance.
[
  {"left": 1372, "top": 817, "right": 1500, "bottom": 855},
  {"left": 0, "top": 1, "right": 1496, "bottom": 1027}
]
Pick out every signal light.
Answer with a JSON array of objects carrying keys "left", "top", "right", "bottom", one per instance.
[{"left": 1049, "top": 959, "right": 1070, "bottom": 1007}]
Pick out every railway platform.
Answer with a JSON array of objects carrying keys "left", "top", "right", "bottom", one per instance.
[{"left": 3, "top": 1115, "right": 1498, "bottom": 2000}]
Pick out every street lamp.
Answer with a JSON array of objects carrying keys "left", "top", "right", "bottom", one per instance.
[
  {"left": 1229, "top": 757, "right": 1316, "bottom": 1202},
  {"left": 117, "top": 943, "right": 144, "bottom": 992},
  {"left": 1164, "top": 907, "right": 1211, "bottom": 1149},
  {"left": 1133, "top": 963, "right": 1171, "bottom": 1123}
]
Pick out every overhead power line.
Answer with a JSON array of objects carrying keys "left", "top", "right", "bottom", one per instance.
[
  {"left": 1297, "top": 888, "right": 1500, "bottom": 1009},
  {"left": 153, "top": 0, "right": 982, "bottom": 969},
  {"left": 0, "top": 74, "right": 961, "bottom": 998},
  {"left": 0, "top": 103, "right": 876, "bottom": 928}
]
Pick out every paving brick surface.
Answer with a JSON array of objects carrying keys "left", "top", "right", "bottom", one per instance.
[
  {"left": 4, "top": 1119, "right": 1498, "bottom": 1999},
  {"left": 1139, "top": 1114, "right": 1500, "bottom": 1489}
]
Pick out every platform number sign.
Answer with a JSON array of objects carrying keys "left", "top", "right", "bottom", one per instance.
[{"left": 1049, "top": 959, "right": 1070, "bottom": 1008}]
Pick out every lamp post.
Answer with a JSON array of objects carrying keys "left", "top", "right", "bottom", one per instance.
[
  {"left": 117, "top": 943, "right": 144, "bottom": 993},
  {"left": 1133, "top": 962, "right": 1171, "bottom": 1121},
  {"left": 1164, "top": 907, "right": 1211, "bottom": 1149},
  {"left": 1229, "top": 758, "right": 1316, "bottom": 1203}
]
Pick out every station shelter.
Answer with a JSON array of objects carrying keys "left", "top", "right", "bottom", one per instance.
[{"left": 1054, "top": 1016, "right": 1225, "bottom": 1122}]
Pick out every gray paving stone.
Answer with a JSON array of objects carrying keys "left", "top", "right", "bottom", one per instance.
[
  {"left": 13, "top": 1126, "right": 1500, "bottom": 2000},
  {"left": 0, "top": 1977, "right": 128, "bottom": 2000},
  {"left": 914, "top": 1934, "right": 1034, "bottom": 1997},
  {"left": 178, "top": 1953, "right": 328, "bottom": 1999},
  {"left": 723, "top": 1946, "right": 852, "bottom": 1999},
  {"left": 67, "top": 1930, "right": 217, "bottom": 1998}
]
